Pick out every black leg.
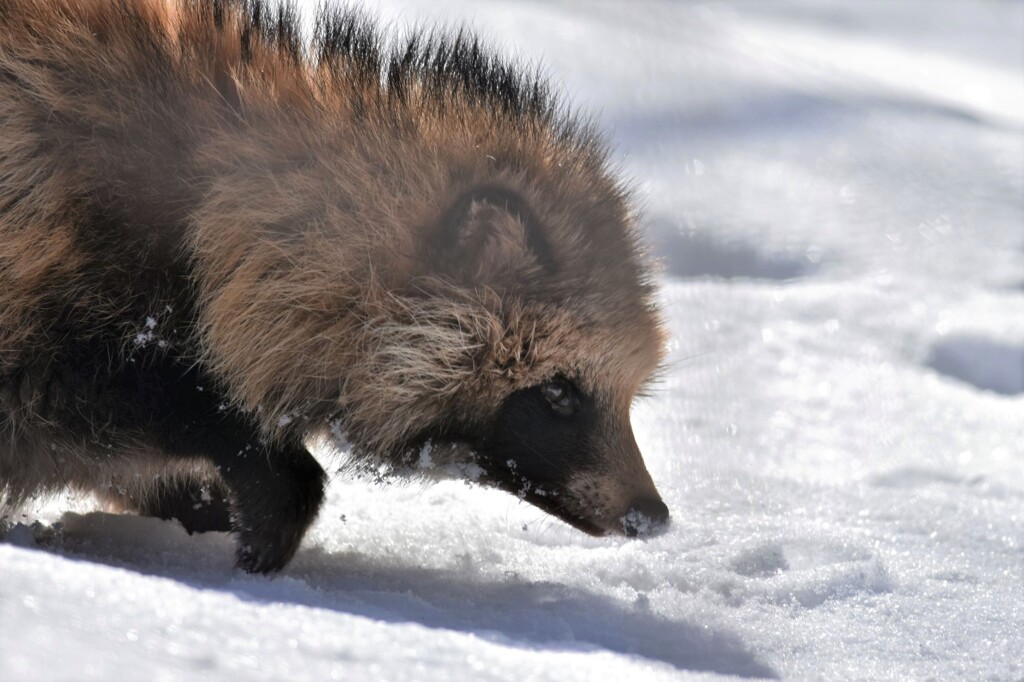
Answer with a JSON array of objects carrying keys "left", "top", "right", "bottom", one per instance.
[
  {"left": 154, "top": 403, "right": 326, "bottom": 573},
  {"left": 215, "top": 437, "right": 326, "bottom": 573},
  {"left": 18, "top": 335, "right": 327, "bottom": 572}
]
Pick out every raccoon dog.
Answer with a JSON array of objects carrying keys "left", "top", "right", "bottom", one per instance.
[{"left": 0, "top": 0, "right": 668, "bottom": 572}]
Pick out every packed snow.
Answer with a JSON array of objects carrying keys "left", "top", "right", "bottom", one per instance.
[{"left": 2, "top": 1, "right": 1022, "bottom": 679}]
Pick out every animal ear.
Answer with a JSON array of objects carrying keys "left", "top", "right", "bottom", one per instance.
[{"left": 440, "top": 188, "right": 553, "bottom": 283}]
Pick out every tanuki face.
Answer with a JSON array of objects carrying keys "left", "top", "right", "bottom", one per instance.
[
  {"left": 468, "top": 376, "right": 669, "bottom": 537},
  {"left": 413, "top": 183, "right": 669, "bottom": 536}
]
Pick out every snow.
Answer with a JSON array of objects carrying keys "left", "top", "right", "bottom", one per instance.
[{"left": 2, "top": 1, "right": 1023, "bottom": 679}]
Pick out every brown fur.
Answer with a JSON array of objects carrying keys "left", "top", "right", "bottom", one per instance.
[{"left": 0, "top": 0, "right": 666, "bottom": 569}]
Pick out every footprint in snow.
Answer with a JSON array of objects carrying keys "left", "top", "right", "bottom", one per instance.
[
  {"left": 647, "top": 219, "right": 819, "bottom": 281},
  {"left": 926, "top": 335, "right": 1024, "bottom": 396},
  {"left": 721, "top": 540, "right": 891, "bottom": 609}
]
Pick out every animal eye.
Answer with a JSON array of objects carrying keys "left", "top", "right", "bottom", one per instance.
[{"left": 540, "top": 378, "right": 576, "bottom": 417}]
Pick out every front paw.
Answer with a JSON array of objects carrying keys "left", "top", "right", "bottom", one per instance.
[
  {"left": 234, "top": 519, "right": 312, "bottom": 573},
  {"left": 227, "top": 456, "right": 326, "bottom": 574}
]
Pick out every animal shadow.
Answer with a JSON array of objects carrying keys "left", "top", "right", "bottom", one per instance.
[{"left": 14, "top": 511, "right": 776, "bottom": 679}]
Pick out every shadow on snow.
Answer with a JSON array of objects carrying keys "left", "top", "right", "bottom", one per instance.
[{"left": 10, "top": 510, "right": 777, "bottom": 679}]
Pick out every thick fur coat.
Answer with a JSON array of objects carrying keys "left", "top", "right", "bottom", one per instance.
[{"left": 0, "top": 0, "right": 667, "bottom": 571}]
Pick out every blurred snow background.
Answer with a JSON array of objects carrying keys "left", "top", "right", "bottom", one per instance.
[{"left": 2, "top": 1, "right": 1022, "bottom": 679}]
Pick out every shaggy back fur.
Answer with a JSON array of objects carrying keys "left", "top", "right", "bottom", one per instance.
[{"left": 0, "top": 0, "right": 666, "bottom": 571}]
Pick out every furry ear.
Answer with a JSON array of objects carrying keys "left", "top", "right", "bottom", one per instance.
[{"left": 440, "top": 188, "right": 553, "bottom": 284}]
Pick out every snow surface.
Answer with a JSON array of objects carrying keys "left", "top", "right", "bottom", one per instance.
[{"left": 2, "top": 1, "right": 1023, "bottom": 680}]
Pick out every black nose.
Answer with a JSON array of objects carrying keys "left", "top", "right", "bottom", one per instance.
[{"left": 621, "top": 496, "right": 670, "bottom": 537}]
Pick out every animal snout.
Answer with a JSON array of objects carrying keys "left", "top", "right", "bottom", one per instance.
[{"left": 620, "top": 495, "right": 670, "bottom": 537}]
